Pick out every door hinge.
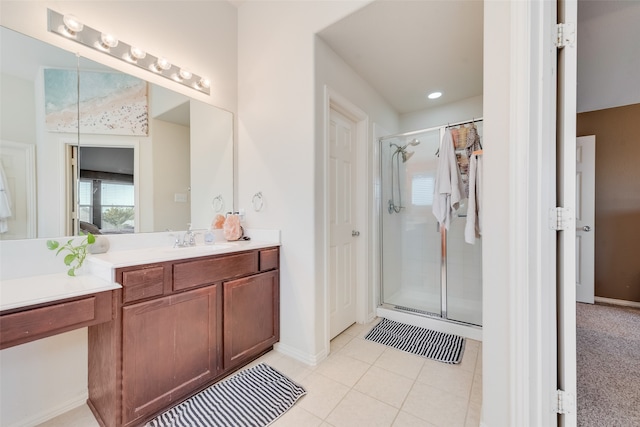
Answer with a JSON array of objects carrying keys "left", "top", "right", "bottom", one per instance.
[
  {"left": 556, "top": 389, "right": 575, "bottom": 414},
  {"left": 549, "top": 207, "right": 573, "bottom": 230},
  {"left": 555, "top": 23, "right": 576, "bottom": 48}
]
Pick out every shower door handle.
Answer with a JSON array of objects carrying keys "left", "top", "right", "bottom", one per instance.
[{"left": 352, "top": 230, "right": 360, "bottom": 237}]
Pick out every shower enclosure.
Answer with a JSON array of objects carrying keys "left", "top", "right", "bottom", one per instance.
[{"left": 378, "top": 123, "right": 482, "bottom": 328}]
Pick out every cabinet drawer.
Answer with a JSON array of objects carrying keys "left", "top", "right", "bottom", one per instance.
[
  {"left": 173, "top": 252, "right": 258, "bottom": 292},
  {"left": 121, "top": 266, "right": 165, "bottom": 304},
  {"left": 1, "top": 292, "right": 113, "bottom": 349},
  {"left": 259, "top": 248, "right": 279, "bottom": 271}
]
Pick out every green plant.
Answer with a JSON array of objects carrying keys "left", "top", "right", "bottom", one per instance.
[{"left": 46, "top": 233, "right": 96, "bottom": 276}]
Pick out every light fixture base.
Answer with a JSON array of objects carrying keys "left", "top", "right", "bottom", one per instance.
[{"left": 47, "top": 9, "right": 210, "bottom": 95}]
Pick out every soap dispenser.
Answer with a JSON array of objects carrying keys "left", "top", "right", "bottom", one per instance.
[{"left": 204, "top": 227, "right": 215, "bottom": 245}]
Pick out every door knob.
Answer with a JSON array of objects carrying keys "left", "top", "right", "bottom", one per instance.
[
  {"left": 582, "top": 225, "right": 591, "bottom": 232},
  {"left": 352, "top": 230, "right": 360, "bottom": 237}
]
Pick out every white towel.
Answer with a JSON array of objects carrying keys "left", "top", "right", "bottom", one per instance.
[
  {"left": 465, "top": 153, "right": 483, "bottom": 244},
  {"left": 0, "top": 163, "right": 13, "bottom": 233},
  {"left": 432, "top": 129, "right": 465, "bottom": 230}
]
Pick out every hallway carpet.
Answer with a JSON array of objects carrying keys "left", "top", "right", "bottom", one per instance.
[{"left": 577, "top": 302, "right": 640, "bottom": 426}]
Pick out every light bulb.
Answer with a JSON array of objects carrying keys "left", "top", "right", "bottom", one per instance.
[
  {"left": 153, "top": 57, "right": 171, "bottom": 72},
  {"left": 126, "top": 46, "right": 146, "bottom": 63},
  {"left": 62, "top": 14, "right": 84, "bottom": 36},
  {"left": 197, "top": 77, "right": 211, "bottom": 90},
  {"left": 179, "top": 69, "right": 192, "bottom": 80},
  {"left": 427, "top": 91, "right": 442, "bottom": 100},
  {"left": 99, "top": 33, "right": 118, "bottom": 50}
]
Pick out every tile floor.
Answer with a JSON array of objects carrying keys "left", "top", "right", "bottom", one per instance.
[{"left": 38, "top": 319, "right": 482, "bottom": 427}]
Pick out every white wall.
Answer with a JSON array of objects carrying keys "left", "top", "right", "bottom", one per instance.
[
  {"left": 400, "top": 95, "right": 483, "bottom": 132},
  {"left": 152, "top": 119, "right": 190, "bottom": 232},
  {"left": 190, "top": 100, "right": 234, "bottom": 230},
  {"left": 237, "top": 0, "right": 374, "bottom": 362},
  {"left": 577, "top": 0, "right": 640, "bottom": 113}
]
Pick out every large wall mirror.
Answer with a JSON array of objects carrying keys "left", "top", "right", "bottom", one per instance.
[{"left": 0, "top": 25, "right": 233, "bottom": 240}]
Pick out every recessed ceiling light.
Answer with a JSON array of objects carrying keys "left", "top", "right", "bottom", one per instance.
[{"left": 427, "top": 91, "right": 442, "bottom": 100}]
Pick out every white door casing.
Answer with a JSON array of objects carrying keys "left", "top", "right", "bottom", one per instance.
[
  {"left": 557, "top": 0, "right": 578, "bottom": 424},
  {"left": 576, "top": 135, "right": 595, "bottom": 304},
  {"left": 0, "top": 140, "right": 36, "bottom": 239},
  {"left": 328, "top": 106, "right": 358, "bottom": 339}
]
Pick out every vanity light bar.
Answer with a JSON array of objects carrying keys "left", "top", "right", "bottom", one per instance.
[{"left": 47, "top": 9, "right": 211, "bottom": 95}]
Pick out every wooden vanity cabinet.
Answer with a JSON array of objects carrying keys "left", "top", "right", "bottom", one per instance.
[
  {"left": 223, "top": 270, "right": 279, "bottom": 370},
  {"left": 87, "top": 247, "right": 279, "bottom": 427},
  {"left": 121, "top": 284, "right": 221, "bottom": 425}
]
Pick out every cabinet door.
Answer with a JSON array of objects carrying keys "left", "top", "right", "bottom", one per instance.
[
  {"left": 223, "top": 270, "right": 279, "bottom": 370},
  {"left": 122, "top": 285, "right": 221, "bottom": 426}
]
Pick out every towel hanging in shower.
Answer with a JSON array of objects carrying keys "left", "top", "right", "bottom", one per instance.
[
  {"left": 432, "top": 128, "right": 465, "bottom": 230},
  {"left": 465, "top": 151, "right": 483, "bottom": 244}
]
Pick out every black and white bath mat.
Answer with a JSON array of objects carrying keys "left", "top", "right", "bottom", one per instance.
[
  {"left": 365, "top": 318, "right": 465, "bottom": 364},
  {"left": 145, "top": 363, "right": 306, "bottom": 427}
]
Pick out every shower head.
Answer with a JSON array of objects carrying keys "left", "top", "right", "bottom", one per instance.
[{"left": 402, "top": 151, "right": 415, "bottom": 162}]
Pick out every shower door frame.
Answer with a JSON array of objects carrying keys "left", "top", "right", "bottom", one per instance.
[{"left": 378, "top": 118, "right": 483, "bottom": 327}]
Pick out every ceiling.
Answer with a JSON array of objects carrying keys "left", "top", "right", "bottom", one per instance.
[
  {"left": 318, "top": 0, "right": 640, "bottom": 116},
  {"left": 318, "top": 0, "right": 484, "bottom": 115}
]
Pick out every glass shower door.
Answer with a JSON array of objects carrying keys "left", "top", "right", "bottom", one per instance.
[{"left": 380, "top": 129, "right": 442, "bottom": 316}]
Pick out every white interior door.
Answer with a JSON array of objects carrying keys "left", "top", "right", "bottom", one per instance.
[
  {"left": 329, "top": 106, "right": 357, "bottom": 339},
  {"left": 557, "top": 0, "right": 578, "bottom": 424},
  {"left": 576, "top": 135, "right": 595, "bottom": 304}
]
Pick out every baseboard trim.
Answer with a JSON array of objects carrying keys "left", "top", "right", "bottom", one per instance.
[
  {"left": 7, "top": 393, "right": 87, "bottom": 427},
  {"left": 594, "top": 296, "right": 640, "bottom": 309},
  {"left": 273, "top": 342, "right": 327, "bottom": 366}
]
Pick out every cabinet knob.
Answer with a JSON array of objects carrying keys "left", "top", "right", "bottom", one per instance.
[{"left": 352, "top": 230, "right": 360, "bottom": 237}]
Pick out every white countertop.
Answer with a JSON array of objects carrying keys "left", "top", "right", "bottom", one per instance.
[
  {"left": 0, "top": 273, "right": 121, "bottom": 312},
  {"left": 87, "top": 240, "right": 280, "bottom": 269}
]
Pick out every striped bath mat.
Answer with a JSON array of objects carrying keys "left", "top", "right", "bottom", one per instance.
[
  {"left": 365, "top": 318, "right": 465, "bottom": 364},
  {"left": 145, "top": 363, "right": 306, "bottom": 427}
]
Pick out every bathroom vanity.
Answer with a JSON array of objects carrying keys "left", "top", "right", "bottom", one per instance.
[{"left": 86, "top": 244, "right": 280, "bottom": 427}]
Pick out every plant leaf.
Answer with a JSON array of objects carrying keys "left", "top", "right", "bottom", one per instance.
[
  {"left": 63, "top": 253, "right": 77, "bottom": 266},
  {"left": 67, "top": 268, "right": 75, "bottom": 277},
  {"left": 87, "top": 233, "right": 96, "bottom": 244},
  {"left": 46, "top": 240, "right": 59, "bottom": 250}
]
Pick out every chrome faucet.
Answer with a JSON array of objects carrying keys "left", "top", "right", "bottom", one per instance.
[{"left": 174, "top": 223, "right": 197, "bottom": 247}]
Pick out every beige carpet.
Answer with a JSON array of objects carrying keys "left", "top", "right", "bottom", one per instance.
[{"left": 577, "top": 302, "right": 640, "bottom": 426}]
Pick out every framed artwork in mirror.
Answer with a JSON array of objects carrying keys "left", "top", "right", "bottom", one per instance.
[{"left": 44, "top": 69, "right": 148, "bottom": 136}]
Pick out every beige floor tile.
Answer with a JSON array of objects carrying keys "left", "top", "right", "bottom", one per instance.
[
  {"left": 458, "top": 340, "right": 480, "bottom": 373},
  {"left": 271, "top": 405, "right": 323, "bottom": 427},
  {"left": 416, "top": 360, "right": 474, "bottom": 399},
  {"left": 265, "top": 354, "right": 314, "bottom": 382},
  {"left": 402, "top": 382, "right": 468, "bottom": 427},
  {"left": 325, "top": 389, "right": 398, "bottom": 427},
  {"left": 343, "top": 321, "right": 372, "bottom": 338},
  {"left": 36, "top": 404, "right": 99, "bottom": 427},
  {"left": 470, "top": 373, "right": 482, "bottom": 405},
  {"left": 465, "top": 400, "right": 482, "bottom": 427},
  {"left": 337, "top": 336, "right": 386, "bottom": 364},
  {"left": 374, "top": 347, "right": 425, "bottom": 380},
  {"left": 330, "top": 332, "right": 355, "bottom": 352},
  {"left": 296, "top": 372, "right": 350, "bottom": 419},
  {"left": 314, "top": 353, "right": 371, "bottom": 387},
  {"left": 354, "top": 365, "right": 414, "bottom": 408},
  {"left": 393, "top": 410, "right": 438, "bottom": 427}
]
